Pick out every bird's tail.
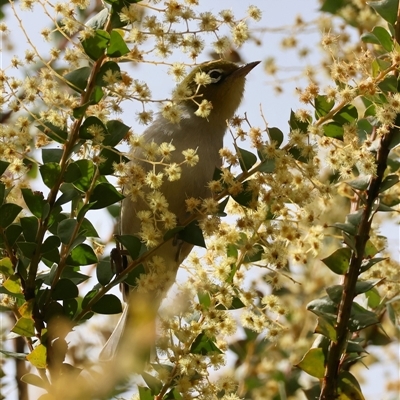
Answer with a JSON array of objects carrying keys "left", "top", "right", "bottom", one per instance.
[{"left": 99, "top": 304, "right": 129, "bottom": 361}]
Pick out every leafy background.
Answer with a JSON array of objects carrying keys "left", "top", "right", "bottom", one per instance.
[{"left": 0, "top": 0, "right": 399, "bottom": 399}]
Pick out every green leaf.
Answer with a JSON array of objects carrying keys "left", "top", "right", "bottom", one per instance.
[
  {"left": 367, "top": 0, "right": 399, "bottom": 24},
  {"left": 216, "top": 296, "right": 245, "bottom": 310},
  {"left": 61, "top": 269, "right": 90, "bottom": 285},
  {"left": 21, "top": 188, "right": 47, "bottom": 219},
  {"left": 98, "top": 147, "right": 127, "bottom": 175},
  {"left": 64, "top": 67, "right": 91, "bottom": 92},
  {"left": 217, "top": 196, "right": 229, "bottom": 216},
  {"left": 86, "top": 8, "right": 109, "bottom": 30},
  {"left": 198, "top": 291, "right": 211, "bottom": 309},
  {"left": 296, "top": 348, "right": 325, "bottom": 379},
  {"left": 90, "top": 86, "right": 104, "bottom": 104},
  {"left": 190, "top": 332, "right": 222, "bottom": 355},
  {"left": 0, "top": 349, "right": 28, "bottom": 360},
  {"left": 256, "top": 156, "right": 275, "bottom": 173},
  {"left": 321, "top": 248, "right": 351, "bottom": 275},
  {"left": 320, "top": 0, "right": 346, "bottom": 13},
  {"left": 104, "top": 119, "right": 130, "bottom": 146},
  {"left": 387, "top": 302, "right": 396, "bottom": 327},
  {"left": 52, "top": 279, "right": 79, "bottom": 300},
  {"left": 347, "top": 339, "right": 367, "bottom": 354},
  {"left": 0, "top": 182, "right": 5, "bottom": 204},
  {"left": 20, "top": 216, "right": 39, "bottom": 242},
  {"left": 3, "top": 274, "right": 23, "bottom": 294},
  {"left": 107, "top": 30, "right": 130, "bottom": 57},
  {"left": 387, "top": 157, "right": 400, "bottom": 173},
  {"left": 315, "top": 317, "right": 337, "bottom": 341},
  {"left": 58, "top": 218, "right": 78, "bottom": 245},
  {"left": 17, "top": 242, "right": 37, "bottom": 258},
  {"left": 0, "top": 160, "right": 10, "bottom": 176},
  {"left": 212, "top": 166, "right": 224, "bottom": 182},
  {"left": 124, "top": 263, "right": 146, "bottom": 287},
  {"left": 326, "top": 285, "right": 344, "bottom": 303},
  {"left": 314, "top": 95, "right": 335, "bottom": 118},
  {"left": 288, "top": 146, "right": 309, "bottom": 163},
  {"left": 115, "top": 234, "right": 142, "bottom": 259},
  {"left": 43, "top": 301, "right": 64, "bottom": 323},
  {"left": 373, "top": 58, "right": 392, "bottom": 76},
  {"left": 337, "top": 371, "right": 365, "bottom": 400},
  {"left": 343, "top": 232, "right": 357, "bottom": 253},
  {"left": 36, "top": 122, "right": 68, "bottom": 144},
  {"left": 141, "top": 372, "right": 163, "bottom": 395},
  {"left": 333, "top": 222, "right": 357, "bottom": 235},
  {"left": 39, "top": 162, "right": 61, "bottom": 189},
  {"left": 349, "top": 302, "right": 380, "bottom": 331},
  {"left": 91, "top": 294, "right": 122, "bottom": 314},
  {"left": 356, "top": 280, "right": 381, "bottom": 294},
  {"left": 80, "top": 218, "right": 99, "bottom": 238},
  {"left": 71, "top": 160, "right": 95, "bottom": 192},
  {"left": 364, "top": 239, "right": 378, "bottom": 258},
  {"left": 66, "top": 243, "right": 98, "bottom": 266},
  {"left": 237, "top": 147, "right": 257, "bottom": 171},
  {"left": 346, "top": 209, "right": 364, "bottom": 228},
  {"left": 97, "top": 259, "right": 114, "bottom": 286},
  {"left": 178, "top": 220, "right": 206, "bottom": 248},
  {"left": 307, "top": 296, "right": 338, "bottom": 319},
  {"left": 164, "top": 226, "right": 186, "bottom": 242},
  {"left": 268, "top": 127, "right": 284, "bottom": 147},
  {"left": 378, "top": 74, "right": 398, "bottom": 92},
  {"left": 138, "top": 386, "right": 154, "bottom": 400},
  {"left": 347, "top": 175, "right": 370, "bottom": 190},
  {"left": 81, "top": 29, "right": 110, "bottom": 61},
  {"left": 55, "top": 183, "right": 81, "bottom": 207},
  {"left": 379, "top": 174, "right": 398, "bottom": 192},
  {"left": 0, "top": 257, "right": 14, "bottom": 276},
  {"left": 362, "top": 26, "right": 394, "bottom": 52},
  {"left": 77, "top": 202, "right": 97, "bottom": 222},
  {"left": 360, "top": 257, "right": 386, "bottom": 273},
  {"left": 4, "top": 224, "right": 23, "bottom": 247},
  {"left": 333, "top": 104, "right": 358, "bottom": 125},
  {"left": 42, "top": 247, "right": 60, "bottom": 264},
  {"left": 63, "top": 298, "right": 78, "bottom": 319},
  {"left": 0, "top": 203, "right": 22, "bottom": 228},
  {"left": 64, "top": 162, "right": 82, "bottom": 184},
  {"left": 231, "top": 180, "right": 256, "bottom": 208},
  {"left": 72, "top": 102, "right": 90, "bottom": 119},
  {"left": 42, "top": 148, "right": 63, "bottom": 164},
  {"left": 323, "top": 122, "right": 344, "bottom": 139},
  {"left": 26, "top": 344, "right": 47, "bottom": 369},
  {"left": 243, "top": 244, "right": 263, "bottom": 263},
  {"left": 289, "top": 109, "right": 309, "bottom": 133},
  {"left": 357, "top": 118, "right": 373, "bottom": 138},
  {"left": 330, "top": 281, "right": 381, "bottom": 302},
  {"left": 89, "top": 182, "right": 124, "bottom": 209},
  {"left": 12, "top": 317, "right": 35, "bottom": 337},
  {"left": 361, "top": 32, "right": 381, "bottom": 45},
  {"left": 82, "top": 289, "right": 98, "bottom": 309},
  {"left": 79, "top": 116, "right": 107, "bottom": 140}
]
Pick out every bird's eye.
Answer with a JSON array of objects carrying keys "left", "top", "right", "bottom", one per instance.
[{"left": 208, "top": 69, "right": 224, "bottom": 83}]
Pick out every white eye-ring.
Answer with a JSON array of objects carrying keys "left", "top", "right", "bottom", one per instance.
[{"left": 208, "top": 69, "right": 224, "bottom": 83}]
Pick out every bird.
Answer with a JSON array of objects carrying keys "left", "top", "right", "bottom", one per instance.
[{"left": 100, "top": 59, "right": 260, "bottom": 364}]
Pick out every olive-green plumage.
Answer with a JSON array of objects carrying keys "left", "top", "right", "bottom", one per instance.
[{"left": 100, "top": 60, "right": 259, "bottom": 362}]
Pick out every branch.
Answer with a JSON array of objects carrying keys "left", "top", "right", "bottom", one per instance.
[{"left": 319, "top": 125, "right": 397, "bottom": 400}]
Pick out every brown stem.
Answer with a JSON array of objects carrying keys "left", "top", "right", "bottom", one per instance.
[
  {"left": 15, "top": 336, "right": 29, "bottom": 400},
  {"left": 319, "top": 127, "right": 396, "bottom": 399}
]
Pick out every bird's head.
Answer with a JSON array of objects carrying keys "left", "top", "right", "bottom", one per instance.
[{"left": 175, "top": 60, "right": 260, "bottom": 124}]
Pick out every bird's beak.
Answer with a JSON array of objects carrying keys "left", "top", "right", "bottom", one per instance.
[{"left": 233, "top": 61, "right": 261, "bottom": 77}]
